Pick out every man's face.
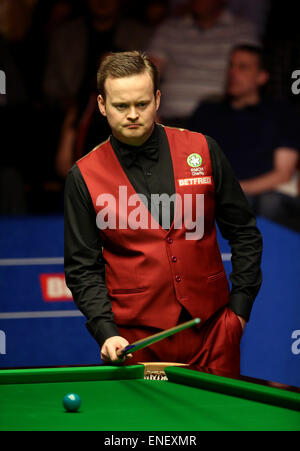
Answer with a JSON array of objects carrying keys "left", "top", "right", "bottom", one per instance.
[
  {"left": 191, "top": 0, "right": 224, "bottom": 18},
  {"left": 98, "top": 71, "right": 161, "bottom": 146},
  {"left": 226, "top": 50, "right": 268, "bottom": 98},
  {"left": 87, "top": 0, "right": 119, "bottom": 18}
]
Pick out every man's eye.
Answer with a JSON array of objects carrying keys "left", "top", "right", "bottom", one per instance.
[
  {"left": 138, "top": 102, "right": 147, "bottom": 108},
  {"left": 116, "top": 104, "right": 127, "bottom": 110}
]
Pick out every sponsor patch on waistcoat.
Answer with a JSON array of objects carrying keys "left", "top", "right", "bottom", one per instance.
[{"left": 178, "top": 176, "right": 212, "bottom": 187}]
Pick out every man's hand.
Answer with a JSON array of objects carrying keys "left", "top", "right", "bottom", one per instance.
[
  {"left": 237, "top": 315, "right": 246, "bottom": 331},
  {"left": 101, "top": 336, "right": 133, "bottom": 364}
]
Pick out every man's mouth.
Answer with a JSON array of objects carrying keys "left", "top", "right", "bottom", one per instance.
[{"left": 126, "top": 124, "right": 141, "bottom": 129}]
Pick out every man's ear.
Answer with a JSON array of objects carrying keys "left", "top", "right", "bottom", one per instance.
[
  {"left": 155, "top": 90, "right": 161, "bottom": 111},
  {"left": 258, "top": 70, "right": 269, "bottom": 88},
  {"left": 98, "top": 95, "right": 107, "bottom": 116}
]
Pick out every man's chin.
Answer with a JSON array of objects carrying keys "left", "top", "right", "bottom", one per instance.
[
  {"left": 227, "top": 88, "right": 242, "bottom": 98},
  {"left": 121, "top": 126, "right": 149, "bottom": 141}
]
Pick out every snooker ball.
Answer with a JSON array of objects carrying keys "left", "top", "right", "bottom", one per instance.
[{"left": 63, "top": 393, "right": 81, "bottom": 412}]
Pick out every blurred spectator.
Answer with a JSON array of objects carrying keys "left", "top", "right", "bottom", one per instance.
[
  {"left": 171, "top": 0, "right": 270, "bottom": 34},
  {"left": 0, "top": 0, "right": 82, "bottom": 214},
  {"left": 228, "top": 0, "right": 270, "bottom": 37},
  {"left": 147, "top": 0, "right": 259, "bottom": 128},
  {"left": 263, "top": 1, "right": 300, "bottom": 203},
  {"left": 29, "top": 0, "right": 82, "bottom": 100},
  {"left": 37, "top": 0, "right": 80, "bottom": 35},
  {"left": 44, "top": 0, "right": 121, "bottom": 109},
  {"left": 263, "top": 1, "right": 300, "bottom": 109},
  {"left": 189, "top": 45, "right": 300, "bottom": 232},
  {"left": 54, "top": 0, "right": 172, "bottom": 180},
  {"left": 51, "top": 0, "right": 123, "bottom": 179},
  {"left": 115, "top": 0, "right": 170, "bottom": 51},
  {"left": 0, "top": 0, "right": 36, "bottom": 214}
]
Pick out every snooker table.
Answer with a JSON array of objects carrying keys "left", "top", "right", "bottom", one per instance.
[{"left": 0, "top": 364, "right": 299, "bottom": 431}]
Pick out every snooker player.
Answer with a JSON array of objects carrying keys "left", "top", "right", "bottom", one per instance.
[{"left": 64, "top": 51, "right": 262, "bottom": 374}]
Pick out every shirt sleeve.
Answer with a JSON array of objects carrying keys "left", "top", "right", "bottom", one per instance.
[
  {"left": 275, "top": 101, "right": 300, "bottom": 150},
  {"left": 64, "top": 165, "right": 120, "bottom": 347},
  {"left": 206, "top": 135, "right": 263, "bottom": 321}
]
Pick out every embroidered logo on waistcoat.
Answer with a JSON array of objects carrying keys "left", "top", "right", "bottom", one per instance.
[{"left": 187, "top": 154, "right": 202, "bottom": 168}]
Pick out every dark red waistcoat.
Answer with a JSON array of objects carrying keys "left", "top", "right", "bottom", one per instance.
[{"left": 77, "top": 126, "right": 230, "bottom": 329}]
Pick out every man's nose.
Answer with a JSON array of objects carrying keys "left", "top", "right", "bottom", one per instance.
[{"left": 127, "top": 106, "right": 139, "bottom": 121}]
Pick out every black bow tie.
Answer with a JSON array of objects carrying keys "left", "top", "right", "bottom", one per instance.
[{"left": 121, "top": 142, "right": 159, "bottom": 167}]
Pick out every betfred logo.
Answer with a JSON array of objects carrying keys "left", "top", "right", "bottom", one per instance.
[
  {"left": 40, "top": 274, "right": 73, "bottom": 302},
  {"left": 178, "top": 177, "right": 212, "bottom": 187}
]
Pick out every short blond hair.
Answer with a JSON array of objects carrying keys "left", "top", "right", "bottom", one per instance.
[{"left": 97, "top": 51, "right": 160, "bottom": 100}]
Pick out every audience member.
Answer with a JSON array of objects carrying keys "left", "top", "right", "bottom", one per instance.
[
  {"left": 263, "top": 1, "right": 300, "bottom": 110},
  {"left": 0, "top": 0, "right": 82, "bottom": 214},
  {"left": 115, "top": 0, "right": 170, "bottom": 52},
  {"left": 171, "top": 0, "right": 270, "bottom": 33},
  {"left": 29, "top": 0, "right": 81, "bottom": 100},
  {"left": 189, "top": 45, "right": 300, "bottom": 231},
  {"left": 44, "top": 0, "right": 124, "bottom": 180},
  {"left": 147, "top": 0, "right": 259, "bottom": 128},
  {"left": 0, "top": 0, "right": 35, "bottom": 214},
  {"left": 54, "top": 0, "right": 172, "bottom": 179},
  {"left": 28, "top": 0, "right": 83, "bottom": 213},
  {"left": 43, "top": 0, "right": 122, "bottom": 109},
  {"left": 228, "top": 0, "right": 270, "bottom": 37}
]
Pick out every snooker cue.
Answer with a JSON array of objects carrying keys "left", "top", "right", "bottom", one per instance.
[{"left": 118, "top": 317, "right": 201, "bottom": 357}]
